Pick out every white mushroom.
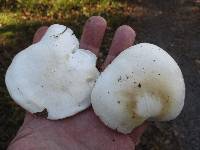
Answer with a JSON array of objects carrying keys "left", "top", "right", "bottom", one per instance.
[
  {"left": 5, "top": 24, "right": 99, "bottom": 120},
  {"left": 91, "top": 43, "right": 185, "bottom": 134}
]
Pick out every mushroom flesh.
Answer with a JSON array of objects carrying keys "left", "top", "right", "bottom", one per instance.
[
  {"left": 91, "top": 43, "right": 185, "bottom": 134},
  {"left": 5, "top": 24, "right": 99, "bottom": 120}
]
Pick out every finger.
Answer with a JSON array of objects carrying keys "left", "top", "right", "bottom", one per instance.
[
  {"left": 129, "top": 122, "right": 148, "bottom": 145},
  {"left": 101, "top": 25, "right": 136, "bottom": 70},
  {"left": 80, "top": 16, "right": 107, "bottom": 56},
  {"left": 32, "top": 26, "right": 48, "bottom": 43}
]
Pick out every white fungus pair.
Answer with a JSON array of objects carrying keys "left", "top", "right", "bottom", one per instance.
[{"left": 5, "top": 24, "right": 185, "bottom": 134}]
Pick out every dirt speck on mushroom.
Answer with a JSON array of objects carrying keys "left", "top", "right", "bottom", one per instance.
[{"left": 34, "top": 108, "right": 48, "bottom": 118}]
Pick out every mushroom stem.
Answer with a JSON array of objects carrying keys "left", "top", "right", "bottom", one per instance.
[{"left": 135, "top": 93, "right": 163, "bottom": 119}]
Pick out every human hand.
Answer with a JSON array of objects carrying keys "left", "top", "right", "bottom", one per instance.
[{"left": 8, "top": 16, "right": 147, "bottom": 150}]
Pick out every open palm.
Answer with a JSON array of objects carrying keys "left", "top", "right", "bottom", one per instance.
[{"left": 8, "top": 16, "right": 146, "bottom": 150}]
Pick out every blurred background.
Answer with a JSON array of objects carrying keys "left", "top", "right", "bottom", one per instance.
[{"left": 0, "top": 0, "right": 200, "bottom": 149}]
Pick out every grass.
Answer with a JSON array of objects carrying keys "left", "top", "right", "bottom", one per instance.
[{"left": 0, "top": 12, "right": 20, "bottom": 25}]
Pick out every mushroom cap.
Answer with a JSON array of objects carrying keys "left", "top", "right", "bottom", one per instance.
[
  {"left": 91, "top": 43, "right": 185, "bottom": 134},
  {"left": 5, "top": 24, "right": 99, "bottom": 120}
]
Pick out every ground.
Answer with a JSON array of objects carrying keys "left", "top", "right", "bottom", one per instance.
[{"left": 0, "top": 0, "right": 200, "bottom": 150}]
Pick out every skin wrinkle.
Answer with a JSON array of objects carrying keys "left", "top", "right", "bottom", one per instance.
[
  {"left": 10, "top": 118, "right": 59, "bottom": 146},
  {"left": 64, "top": 108, "right": 135, "bottom": 149},
  {"left": 10, "top": 109, "right": 135, "bottom": 150},
  {"left": 8, "top": 16, "right": 146, "bottom": 150},
  {"left": 10, "top": 118, "right": 87, "bottom": 150},
  {"left": 9, "top": 129, "right": 88, "bottom": 150},
  {"left": 35, "top": 125, "right": 88, "bottom": 150},
  {"left": 9, "top": 127, "right": 33, "bottom": 146}
]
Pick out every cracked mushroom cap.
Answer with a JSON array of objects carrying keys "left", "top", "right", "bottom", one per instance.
[
  {"left": 5, "top": 24, "right": 99, "bottom": 120},
  {"left": 91, "top": 43, "right": 185, "bottom": 134}
]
